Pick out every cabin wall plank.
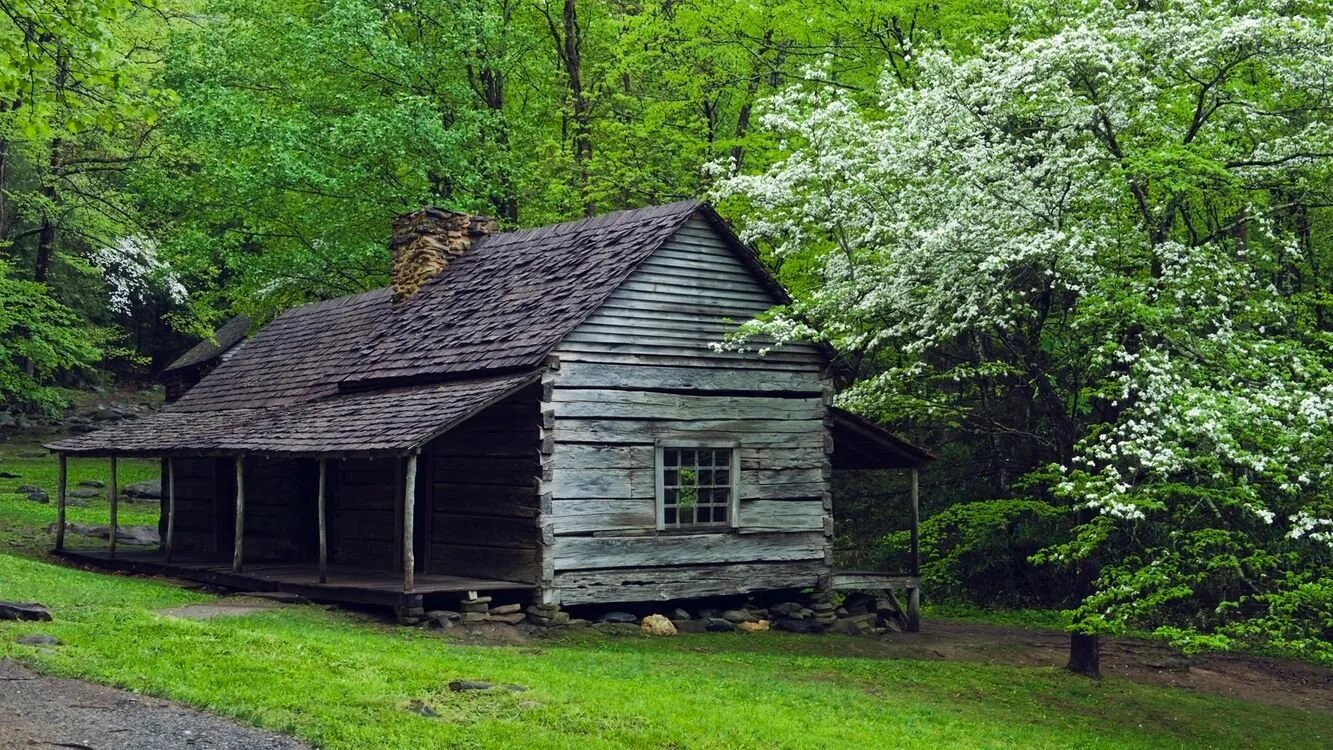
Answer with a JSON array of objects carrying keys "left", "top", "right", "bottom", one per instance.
[
  {"left": 556, "top": 561, "right": 827, "bottom": 605},
  {"left": 546, "top": 217, "right": 833, "bottom": 599}
]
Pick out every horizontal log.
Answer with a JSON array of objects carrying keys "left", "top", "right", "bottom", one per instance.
[
  {"left": 430, "top": 430, "right": 540, "bottom": 458},
  {"left": 551, "top": 468, "right": 653, "bottom": 500},
  {"left": 432, "top": 483, "right": 539, "bottom": 516},
  {"left": 431, "top": 457, "right": 538, "bottom": 485},
  {"left": 740, "top": 482, "right": 827, "bottom": 501},
  {"left": 739, "top": 446, "right": 827, "bottom": 471},
  {"left": 431, "top": 513, "right": 537, "bottom": 549},
  {"left": 331, "top": 509, "right": 395, "bottom": 541},
  {"left": 737, "top": 500, "right": 826, "bottom": 531},
  {"left": 549, "top": 497, "right": 656, "bottom": 534},
  {"left": 555, "top": 362, "right": 823, "bottom": 393},
  {"left": 553, "top": 531, "right": 826, "bottom": 570},
  {"left": 334, "top": 539, "right": 395, "bottom": 569},
  {"left": 430, "top": 544, "right": 538, "bottom": 583},
  {"left": 553, "top": 346, "right": 818, "bottom": 372},
  {"left": 549, "top": 444, "right": 654, "bottom": 470},
  {"left": 552, "top": 391, "right": 825, "bottom": 421},
  {"left": 555, "top": 561, "right": 828, "bottom": 605},
  {"left": 552, "top": 418, "right": 825, "bottom": 448},
  {"left": 830, "top": 571, "right": 921, "bottom": 590}
]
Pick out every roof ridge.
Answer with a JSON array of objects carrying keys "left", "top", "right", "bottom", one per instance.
[{"left": 478, "top": 199, "right": 703, "bottom": 248}]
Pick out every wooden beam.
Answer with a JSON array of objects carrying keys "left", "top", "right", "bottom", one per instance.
[
  {"left": 908, "top": 468, "right": 921, "bottom": 632},
  {"left": 55, "top": 454, "right": 67, "bottom": 551},
  {"left": 910, "top": 468, "right": 920, "bottom": 577},
  {"left": 108, "top": 457, "right": 119, "bottom": 559},
  {"left": 164, "top": 458, "right": 176, "bottom": 563},
  {"left": 829, "top": 571, "right": 921, "bottom": 590},
  {"left": 403, "top": 452, "right": 418, "bottom": 593},
  {"left": 907, "top": 585, "right": 921, "bottom": 633},
  {"left": 233, "top": 457, "right": 245, "bottom": 573},
  {"left": 317, "top": 458, "right": 328, "bottom": 584}
]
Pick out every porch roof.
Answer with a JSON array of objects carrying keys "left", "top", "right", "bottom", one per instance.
[
  {"left": 44, "top": 370, "right": 541, "bottom": 458},
  {"left": 830, "top": 407, "right": 934, "bottom": 470}
]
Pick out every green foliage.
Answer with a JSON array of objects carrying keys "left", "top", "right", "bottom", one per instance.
[
  {"left": 881, "top": 499, "right": 1073, "bottom": 608},
  {"left": 0, "top": 261, "right": 102, "bottom": 412}
]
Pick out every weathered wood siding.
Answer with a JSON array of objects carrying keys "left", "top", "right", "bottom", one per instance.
[
  {"left": 158, "top": 456, "right": 225, "bottom": 555},
  {"left": 425, "top": 384, "right": 542, "bottom": 583},
  {"left": 241, "top": 457, "right": 316, "bottom": 562},
  {"left": 330, "top": 457, "right": 400, "bottom": 570},
  {"left": 547, "top": 217, "right": 832, "bottom": 604}
]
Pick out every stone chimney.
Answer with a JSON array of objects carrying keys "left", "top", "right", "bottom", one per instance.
[{"left": 390, "top": 206, "right": 497, "bottom": 302}]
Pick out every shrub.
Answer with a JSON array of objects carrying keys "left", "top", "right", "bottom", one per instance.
[{"left": 879, "top": 499, "right": 1074, "bottom": 608}]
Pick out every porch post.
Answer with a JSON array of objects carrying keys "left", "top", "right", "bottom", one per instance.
[
  {"left": 317, "top": 457, "right": 328, "bottom": 584},
  {"left": 907, "top": 468, "right": 921, "bottom": 632},
  {"left": 402, "top": 451, "right": 418, "bottom": 594},
  {"left": 55, "top": 453, "right": 67, "bottom": 551},
  {"left": 108, "top": 457, "right": 119, "bottom": 559},
  {"left": 232, "top": 456, "right": 245, "bottom": 573},
  {"left": 164, "top": 457, "right": 176, "bottom": 562}
]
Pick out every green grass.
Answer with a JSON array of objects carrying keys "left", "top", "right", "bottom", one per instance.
[
  {"left": 0, "top": 553, "right": 1329, "bottom": 749},
  {"left": 0, "top": 444, "right": 160, "bottom": 553},
  {"left": 1, "top": 442, "right": 1330, "bottom": 747},
  {"left": 922, "top": 602, "right": 1071, "bottom": 631}
]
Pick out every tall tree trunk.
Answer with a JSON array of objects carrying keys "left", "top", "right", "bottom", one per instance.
[
  {"left": 563, "top": 0, "right": 592, "bottom": 216},
  {"left": 543, "top": 0, "right": 593, "bottom": 215},
  {"left": 35, "top": 49, "right": 68, "bottom": 283}
]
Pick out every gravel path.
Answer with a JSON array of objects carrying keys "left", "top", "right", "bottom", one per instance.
[{"left": 0, "top": 660, "right": 312, "bottom": 749}]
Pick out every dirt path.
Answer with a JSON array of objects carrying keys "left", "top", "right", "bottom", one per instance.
[
  {"left": 837, "top": 619, "right": 1333, "bottom": 713},
  {"left": 0, "top": 660, "right": 311, "bottom": 750}
]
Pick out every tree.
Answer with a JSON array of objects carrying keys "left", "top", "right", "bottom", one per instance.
[{"left": 720, "top": 0, "right": 1333, "bottom": 672}]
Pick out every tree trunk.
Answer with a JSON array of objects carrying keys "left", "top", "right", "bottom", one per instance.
[
  {"left": 34, "top": 50, "right": 68, "bottom": 283},
  {"left": 1067, "top": 632, "right": 1100, "bottom": 677},
  {"left": 562, "top": 0, "right": 592, "bottom": 216}
]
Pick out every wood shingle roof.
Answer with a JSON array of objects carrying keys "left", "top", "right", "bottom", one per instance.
[
  {"left": 47, "top": 371, "right": 540, "bottom": 457},
  {"left": 48, "top": 201, "right": 709, "bottom": 456}
]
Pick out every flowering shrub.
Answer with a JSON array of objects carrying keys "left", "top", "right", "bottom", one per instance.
[{"left": 721, "top": 0, "right": 1333, "bottom": 660}]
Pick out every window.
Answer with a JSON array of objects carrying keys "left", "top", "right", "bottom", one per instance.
[{"left": 657, "top": 446, "right": 738, "bottom": 530}]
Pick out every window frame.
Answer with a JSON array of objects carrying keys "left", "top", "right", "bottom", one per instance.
[{"left": 654, "top": 440, "right": 740, "bottom": 532}]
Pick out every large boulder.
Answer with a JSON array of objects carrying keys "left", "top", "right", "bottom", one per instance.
[
  {"left": 0, "top": 602, "right": 52, "bottom": 621},
  {"left": 122, "top": 479, "right": 162, "bottom": 500}
]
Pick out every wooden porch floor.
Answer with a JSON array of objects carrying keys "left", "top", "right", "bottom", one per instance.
[{"left": 57, "top": 548, "right": 535, "bottom": 607}]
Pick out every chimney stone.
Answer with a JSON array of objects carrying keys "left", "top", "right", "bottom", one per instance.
[{"left": 391, "top": 207, "right": 497, "bottom": 302}]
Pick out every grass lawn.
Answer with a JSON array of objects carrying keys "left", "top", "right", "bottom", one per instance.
[
  {"left": 2, "top": 444, "right": 1331, "bottom": 748},
  {"left": 0, "top": 443, "right": 160, "bottom": 554}
]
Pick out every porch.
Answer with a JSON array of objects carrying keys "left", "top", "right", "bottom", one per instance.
[{"left": 57, "top": 547, "right": 534, "bottom": 608}]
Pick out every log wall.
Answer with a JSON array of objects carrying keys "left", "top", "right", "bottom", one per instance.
[
  {"left": 547, "top": 216, "right": 833, "bottom": 604},
  {"left": 241, "top": 456, "right": 316, "bottom": 562},
  {"left": 159, "top": 456, "right": 224, "bottom": 555},
  {"left": 425, "top": 384, "right": 542, "bottom": 583},
  {"left": 330, "top": 457, "right": 400, "bottom": 570}
]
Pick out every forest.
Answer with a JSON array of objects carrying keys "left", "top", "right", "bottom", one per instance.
[{"left": 2, "top": 0, "right": 1331, "bottom": 670}]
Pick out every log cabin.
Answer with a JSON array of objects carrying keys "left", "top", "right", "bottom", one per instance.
[{"left": 47, "top": 201, "right": 931, "bottom": 622}]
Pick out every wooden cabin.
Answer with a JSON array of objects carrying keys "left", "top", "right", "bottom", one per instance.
[{"left": 47, "top": 202, "right": 931, "bottom": 619}]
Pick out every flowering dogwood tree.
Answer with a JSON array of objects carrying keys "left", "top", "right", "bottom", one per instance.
[
  {"left": 90, "top": 235, "right": 189, "bottom": 316},
  {"left": 719, "top": 0, "right": 1333, "bottom": 672}
]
